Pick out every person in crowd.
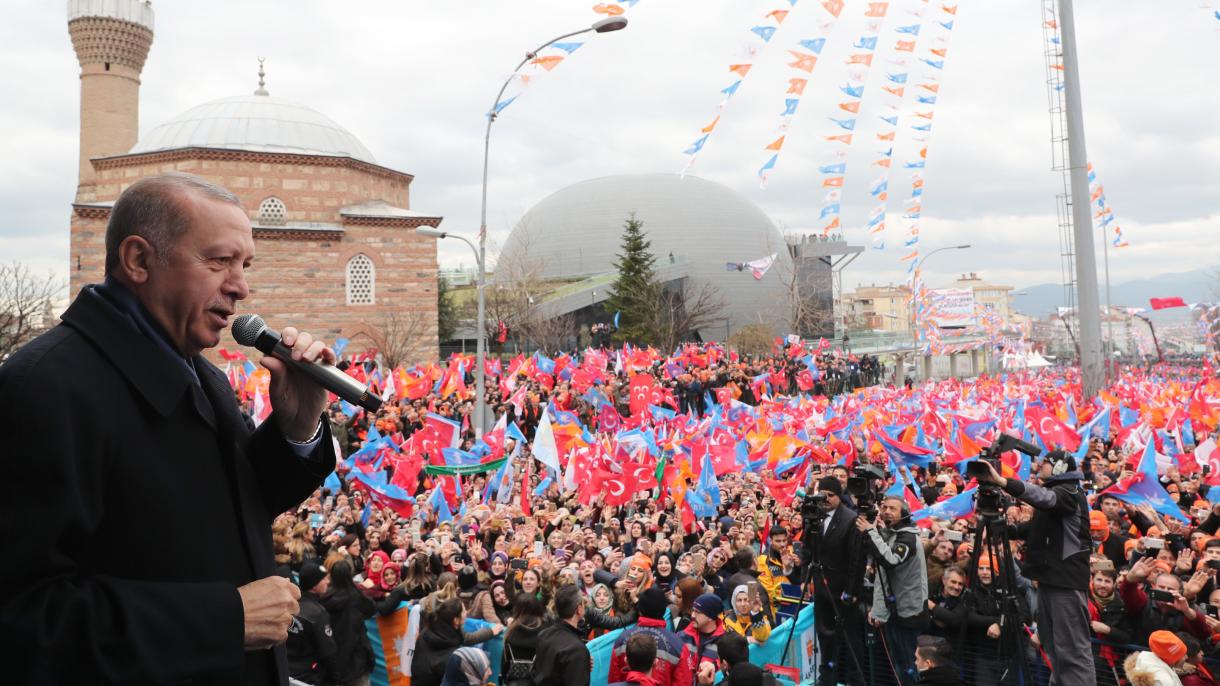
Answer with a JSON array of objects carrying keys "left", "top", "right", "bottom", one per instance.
[
  {"left": 287, "top": 561, "right": 338, "bottom": 686},
  {"left": 441, "top": 647, "right": 491, "bottom": 686},
  {"left": 926, "top": 565, "right": 968, "bottom": 652},
  {"left": 608, "top": 634, "right": 660, "bottom": 686},
  {"left": 533, "top": 584, "right": 594, "bottom": 686},
  {"left": 810, "top": 474, "right": 862, "bottom": 686},
  {"left": 411, "top": 598, "right": 501, "bottom": 686},
  {"left": 977, "top": 451, "right": 1096, "bottom": 686},
  {"left": 913, "top": 635, "right": 966, "bottom": 686},
  {"left": 714, "top": 632, "right": 774, "bottom": 686},
  {"left": 717, "top": 549, "right": 773, "bottom": 620},
  {"left": 1124, "top": 629, "right": 1189, "bottom": 686},
  {"left": 1121, "top": 556, "right": 1212, "bottom": 644},
  {"left": 457, "top": 565, "right": 499, "bottom": 625},
  {"left": 756, "top": 525, "right": 795, "bottom": 608},
  {"left": 502, "top": 593, "right": 547, "bottom": 686},
  {"left": 963, "top": 554, "right": 1029, "bottom": 685},
  {"left": 489, "top": 580, "right": 514, "bottom": 625},
  {"left": 610, "top": 587, "right": 691, "bottom": 686},
  {"left": 858, "top": 496, "right": 929, "bottom": 686},
  {"left": 670, "top": 577, "right": 704, "bottom": 634},
  {"left": 1175, "top": 632, "right": 1219, "bottom": 686},
  {"left": 924, "top": 537, "right": 957, "bottom": 590},
  {"left": 682, "top": 594, "right": 728, "bottom": 686},
  {"left": 319, "top": 558, "right": 376, "bottom": 686},
  {"left": 1088, "top": 564, "right": 1131, "bottom": 680},
  {"left": 722, "top": 585, "right": 771, "bottom": 644}
]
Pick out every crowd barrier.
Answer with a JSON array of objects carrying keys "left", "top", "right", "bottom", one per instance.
[{"left": 364, "top": 603, "right": 816, "bottom": 686}]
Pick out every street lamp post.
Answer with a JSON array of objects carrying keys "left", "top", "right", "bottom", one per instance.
[
  {"left": 429, "top": 16, "right": 627, "bottom": 438},
  {"left": 906, "top": 244, "right": 971, "bottom": 382}
]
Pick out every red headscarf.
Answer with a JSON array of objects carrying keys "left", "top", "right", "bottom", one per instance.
[{"left": 365, "top": 551, "right": 390, "bottom": 587}]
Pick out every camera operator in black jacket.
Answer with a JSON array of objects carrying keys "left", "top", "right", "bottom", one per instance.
[{"left": 975, "top": 450, "right": 1095, "bottom": 686}]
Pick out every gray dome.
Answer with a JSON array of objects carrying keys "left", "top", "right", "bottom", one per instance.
[
  {"left": 129, "top": 94, "right": 376, "bottom": 163},
  {"left": 499, "top": 173, "right": 793, "bottom": 338}
]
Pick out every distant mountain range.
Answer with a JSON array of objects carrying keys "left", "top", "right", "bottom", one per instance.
[{"left": 1011, "top": 267, "right": 1218, "bottom": 321}]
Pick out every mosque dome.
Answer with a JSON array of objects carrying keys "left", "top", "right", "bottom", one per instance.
[
  {"left": 128, "top": 94, "right": 376, "bottom": 164},
  {"left": 498, "top": 173, "right": 794, "bottom": 337}
]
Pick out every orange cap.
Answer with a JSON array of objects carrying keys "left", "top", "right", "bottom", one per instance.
[
  {"left": 1090, "top": 510, "right": 1109, "bottom": 533},
  {"left": 1149, "top": 630, "right": 1187, "bottom": 665}
]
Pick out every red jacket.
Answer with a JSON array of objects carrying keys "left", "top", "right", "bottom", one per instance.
[
  {"left": 1181, "top": 663, "right": 1220, "bottom": 686},
  {"left": 609, "top": 617, "right": 692, "bottom": 686},
  {"left": 679, "top": 620, "right": 727, "bottom": 678},
  {"left": 609, "top": 670, "right": 660, "bottom": 686}
]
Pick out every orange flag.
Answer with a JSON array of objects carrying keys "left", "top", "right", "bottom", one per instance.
[
  {"left": 530, "top": 55, "right": 564, "bottom": 71},
  {"left": 767, "top": 9, "right": 790, "bottom": 22},
  {"left": 865, "top": 2, "right": 889, "bottom": 17},
  {"left": 877, "top": 131, "right": 896, "bottom": 141},
  {"left": 932, "top": 48, "right": 948, "bottom": 57},
  {"left": 873, "top": 159, "right": 892, "bottom": 168},
  {"left": 839, "top": 101, "right": 860, "bottom": 113},
  {"left": 823, "top": 176, "right": 845, "bottom": 188},
  {"left": 883, "top": 86, "right": 905, "bottom": 97},
  {"left": 729, "top": 64, "right": 752, "bottom": 77},
  {"left": 912, "top": 177, "right": 925, "bottom": 188},
  {"left": 826, "top": 133, "right": 853, "bottom": 144},
  {"left": 594, "top": 3, "right": 625, "bottom": 15},
  {"left": 823, "top": 0, "right": 845, "bottom": 17},
  {"left": 765, "top": 136, "right": 785, "bottom": 151},
  {"left": 920, "top": 83, "right": 940, "bottom": 92},
  {"left": 787, "top": 51, "right": 817, "bottom": 72},
  {"left": 823, "top": 217, "right": 840, "bottom": 231},
  {"left": 787, "top": 78, "right": 808, "bottom": 95},
  {"left": 869, "top": 222, "right": 886, "bottom": 234},
  {"left": 896, "top": 40, "right": 915, "bottom": 52},
  {"left": 847, "top": 53, "right": 874, "bottom": 66},
  {"left": 943, "top": 4, "right": 958, "bottom": 14},
  {"left": 702, "top": 116, "right": 720, "bottom": 133}
]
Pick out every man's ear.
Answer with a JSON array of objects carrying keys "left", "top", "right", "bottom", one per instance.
[{"left": 115, "top": 235, "right": 156, "bottom": 284}]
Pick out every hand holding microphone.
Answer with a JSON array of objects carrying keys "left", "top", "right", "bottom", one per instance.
[{"left": 232, "top": 314, "right": 382, "bottom": 440}]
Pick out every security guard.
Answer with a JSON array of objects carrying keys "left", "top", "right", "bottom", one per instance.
[{"left": 287, "top": 561, "right": 338, "bottom": 685}]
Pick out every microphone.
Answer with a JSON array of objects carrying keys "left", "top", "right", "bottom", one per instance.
[{"left": 232, "top": 314, "right": 383, "bottom": 413}]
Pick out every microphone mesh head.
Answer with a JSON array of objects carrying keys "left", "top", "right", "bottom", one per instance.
[{"left": 231, "top": 314, "right": 267, "bottom": 346}]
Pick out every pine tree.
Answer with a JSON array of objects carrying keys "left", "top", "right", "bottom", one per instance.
[
  {"left": 604, "top": 214, "right": 659, "bottom": 344},
  {"left": 437, "top": 275, "right": 457, "bottom": 343}
]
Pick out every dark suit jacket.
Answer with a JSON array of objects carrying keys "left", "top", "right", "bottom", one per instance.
[
  {"left": 0, "top": 286, "right": 334, "bottom": 685},
  {"left": 812, "top": 504, "right": 859, "bottom": 597}
]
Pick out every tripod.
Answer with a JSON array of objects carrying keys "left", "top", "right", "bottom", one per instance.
[
  {"left": 780, "top": 508, "right": 868, "bottom": 686},
  {"left": 962, "top": 504, "right": 1031, "bottom": 685}
]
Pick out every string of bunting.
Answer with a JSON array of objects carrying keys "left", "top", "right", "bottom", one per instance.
[
  {"left": 488, "top": 1, "right": 644, "bottom": 118},
  {"left": 813, "top": 1, "right": 893, "bottom": 234},
  {"left": 864, "top": 0, "right": 935, "bottom": 250},
  {"left": 755, "top": 0, "right": 849, "bottom": 186},
  {"left": 898, "top": 2, "right": 958, "bottom": 271},
  {"left": 681, "top": 0, "right": 804, "bottom": 177},
  {"left": 1087, "top": 162, "right": 1130, "bottom": 249}
]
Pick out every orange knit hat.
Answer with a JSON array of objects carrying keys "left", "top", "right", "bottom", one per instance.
[{"left": 1149, "top": 630, "right": 1186, "bottom": 665}]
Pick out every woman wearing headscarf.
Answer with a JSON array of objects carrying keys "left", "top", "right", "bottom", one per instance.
[
  {"left": 489, "top": 580, "right": 514, "bottom": 625},
  {"left": 441, "top": 647, "right": 491, "bottom": 686},
  {"left": 653, "top": 552, "right": 682, "bottom": 595},
  {"left": 361, "top": 550, "right": 390, "bottom": 594},
  {"left": 723, "top": 584, "right": 772, "bottom": 644}
]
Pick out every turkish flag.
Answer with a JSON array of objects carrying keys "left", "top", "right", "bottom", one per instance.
[
  {"left": 1026, "top": 406, "right": 1082, "bottom": 452},
  {"left": 715, "top": 387, "right": 733, "bottom": 405},
  {"left": 1150, "top": 297, "right": 1187, "bottom": 310},
  {"left": 625, "top": 462, "right": 658, "bottom": 490},
  {"left": 598, "top": 404, "right": 622, "bottom": 432},
  {"left": 629, "top": 374, "right": 655, "bottom": 415},
  {"left": 598, "top": 469, "right": 633, "bottom": 506},
  {"left": 797, "top": 369, "right": 814, "bottom": 391}
]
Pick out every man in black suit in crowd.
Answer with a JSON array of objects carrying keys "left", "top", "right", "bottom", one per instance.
[
  {"left": 0, "top": 173, "right": 337, "bottom": 685},
  {"left": 810, "top": 475, "right": 864, "bottom": 685}
]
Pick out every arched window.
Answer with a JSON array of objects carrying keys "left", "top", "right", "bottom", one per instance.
[
  {"left": 346, "top": 254, "right": 375, "bottom": 305},
  {"left": 258, "top": 197, "right": 287, "bottom": 226}
]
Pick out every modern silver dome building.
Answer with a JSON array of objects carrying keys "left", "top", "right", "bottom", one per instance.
[{"left": 496, "top": 174, "right": 806, "bottom": 341}]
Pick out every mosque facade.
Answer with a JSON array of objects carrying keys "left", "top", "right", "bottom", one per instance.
[{"left": 66, "top": 0, "right": 440, "bottom": 361}]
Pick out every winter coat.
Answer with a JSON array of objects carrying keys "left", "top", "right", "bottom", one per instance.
[
  {"left": 722, "top": 610, "right": 771, "bottom": 643},
  {"left": 532, "top": 620, "right": 592, "bottom": 686},
  {"left": 864, "top": 522, "right": 928, "bottom": 625},
  {"left": 1001, "top": 472, "right": 1091, "bottom": 590},
  {"left": 1123, "top": 651, "right": 1184, "bottom": 686},
  {"left": 459, "top": 587, "right": 499, "bottom": 624},
  {"left": 914, "top": 665, "right": 967, "bottom": 686},
  {"left": 502, "top": 619, "right": 544, "bottom": 686},
  {"left": 679, "top": 620, "right": 727, "bottom": 676},
  {"left": 286, "top": 593, "right": 338, "bottom": 685},
  {"left": 609, "top": 617, "right": 692, "bottom": 686},
  {"left": 320, "top": 585, "right": 376, "bottom": 682}
]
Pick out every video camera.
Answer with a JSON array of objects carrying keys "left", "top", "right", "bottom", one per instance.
[
  {"left": 966, "top": 433, "right": 1041, "bottom": 517},
  {"left": 848, "top": 463, "right": 887, "bottom": 520}
]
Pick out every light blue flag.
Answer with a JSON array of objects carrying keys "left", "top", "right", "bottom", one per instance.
[
  {"left": 917, "top": 95, "right": 937, "bottom": 104},
  {"left": 854, "top": 36, "right": 878, "bottom": 50},
  {"left": 887, "top": 73, "right": 908, "bottom": 84},
  {"left": 939, "top": 20, "right": 955, "bottom": 30},
  {"left": 800, "top": 38, "right": 827, "bottom": 54},
  {"left": 751, "top": 26, "right": 777, "bottom": 42},
  {"left": 722, "top": 80, "right": 742, "bottom": 97},
  {"left": 819, "top": 204, "right": 841, "bottom": 219},
  {"left": 684, "top": 135, "right": 709, "bottom": 155},
  {"left": 819, "top": 162, "right": 847, "bottom": 174},
  {"left": 830, "top": 117, "right": 857, "bottom": 131},
  {"left": 551, "top": 42, "right": 584, "bottom": 54},
  {"left": 840, "top": 84, "right": 864, "bottom": 98},
  {"left": 904, "top": 160, "right": 926, "bottom": 168},
  {"left": 782, "top": 99, "right": 800, "bottom": 116},
  {"left": 880, "top": 115, "right": 898, "bottom": 126},
  {"left": 922, "top": 59, "right": 945, "bottom": 69},
  {"left": 758, "top": 154, "right": 778, "bottom": 178},
  {"left": 332, "top": 338, "right": 350, "bottom": 357},
  {"left": 895, "top": 24, "right": 921, "bottom": 35},
  {"left": 488, "top": 96, "right": 517, "bottom": 117}
]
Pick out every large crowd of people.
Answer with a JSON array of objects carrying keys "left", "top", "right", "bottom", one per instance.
[{"left": 243, "top": 341, "right": 1218, "bottom": 686}]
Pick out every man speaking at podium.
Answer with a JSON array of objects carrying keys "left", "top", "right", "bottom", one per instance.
[{"left": 0, "top": 173, "right": 337, "bottom": 685}]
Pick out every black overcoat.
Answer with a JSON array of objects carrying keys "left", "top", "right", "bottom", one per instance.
[{"left": 0, "top": 286, "right": 334, "bottom": 685}]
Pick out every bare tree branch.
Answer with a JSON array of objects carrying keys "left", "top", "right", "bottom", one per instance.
[
  {"left": 370, "top": 309, "right": 431, "bottom": 369},
  {"left": 646, "top": 279, "right": 727, "bottom": 351},
  {"left": 0, "top": 262, "right": 61, "bottom": 361}
]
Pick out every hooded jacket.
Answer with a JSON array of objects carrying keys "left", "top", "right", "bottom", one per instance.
[
  {"left": 1002, "top": 470, "right": 1091, "bottom": 590},
  {"left": 864, "top": 520, "right": 928, "bottom": 625},
  {"left": 1123, "top": 651, "right": 1183, "bottom": 686},
  {"left": 609, "top": 616, "right": 692, "bottom": 686}
]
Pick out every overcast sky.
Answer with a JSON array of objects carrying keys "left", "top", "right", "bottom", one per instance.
[{"left": 3, "top": 0, "right": 1218, "bottom": 296}]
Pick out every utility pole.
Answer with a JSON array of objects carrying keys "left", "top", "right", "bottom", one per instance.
[{"left": 1059, "top": 0, "right": 1105, "bottom": 398}]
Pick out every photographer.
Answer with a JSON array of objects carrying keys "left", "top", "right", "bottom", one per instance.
[
  {"left": 975, "top": 450, "right": 1094, "bottom": 686},
  {"left": 857, "top": 496, "right": 929, "bottom": 686}
]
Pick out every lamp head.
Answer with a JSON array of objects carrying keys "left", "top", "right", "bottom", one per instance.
[
  {"left": 592, "top": 17, "right": 628, "bottom": 32},
  {"left": 416, "top": 227, "right": 447, "bottom": 238}
]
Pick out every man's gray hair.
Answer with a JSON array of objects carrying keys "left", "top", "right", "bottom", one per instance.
[{"left": 104, "top": 172, "right": 242, "bottom": 275}]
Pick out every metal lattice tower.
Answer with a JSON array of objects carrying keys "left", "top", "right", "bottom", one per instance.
[{"left": 1041, "top": 0, "right": 1076, "bottom": 311}]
